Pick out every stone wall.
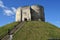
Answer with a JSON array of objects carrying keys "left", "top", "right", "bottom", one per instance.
[
  {"left": 16, "top": 7, "right": 21, "bottom": 22},
  {"left": 22, "top": 6, "right": 31, "bottom": 21},
  {"left": 16, "top": 5, "right": 45, "bottom": 22},
  {"left": 31, "top": 5, "right": 45, "bottom": 21},
  {"left": 31, "top": 5, "right": 40, "bottom": 21}
]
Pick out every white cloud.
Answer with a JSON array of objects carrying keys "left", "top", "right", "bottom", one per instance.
[
  {"left": 4, "top": 9, "right": 14, "bottom": 16},
  {"left": 11, "top": 7, "right": 16, "bottom": 13},
  {"left": 0, "top": 0, "right": 5, "bottom": 8},
  {"left": 0, "top": 0, "right": 16, "bottom": 16}
]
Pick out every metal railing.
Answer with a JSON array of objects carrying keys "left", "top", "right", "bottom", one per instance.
[{"left": 0, "top": 22, "right": 25, "bottom": 40}]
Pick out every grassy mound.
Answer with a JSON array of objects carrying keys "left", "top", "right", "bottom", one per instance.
[
  {"left": 0, "top": 22, "right": 19, "bottom": 38},
  {"left": 13, "top": 21, "right": 60, "bottom": 40}
]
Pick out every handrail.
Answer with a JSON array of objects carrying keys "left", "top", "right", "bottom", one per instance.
[
  {"left": 0, "top": 22, "right": 20, "bottom": 40},
  {"left": 13, "top": 22, "right": 26, "bottom": 36},
  {"left": 0, "top": 22, "right": 25, "bottom": 40}
]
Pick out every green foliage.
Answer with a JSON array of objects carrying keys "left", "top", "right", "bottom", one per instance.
[
  {"left": 0, "top": 22, "right": 19, "bottom": 38},
  {"left": 0, "top": 21, "right": 60, "bottom": 40},
  {"left": 13, "top": 21, "right": 60, "bottom": 40}
]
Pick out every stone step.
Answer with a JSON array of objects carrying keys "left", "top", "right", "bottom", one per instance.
[{"left": 1, "top": 22, "right": 25, "bottom": 40}]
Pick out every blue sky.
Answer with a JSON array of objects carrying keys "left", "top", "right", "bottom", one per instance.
[{"left": 0, "top": 0, "right": 60, "bottom": 27}]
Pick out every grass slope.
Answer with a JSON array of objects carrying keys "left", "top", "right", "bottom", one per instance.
[
  {"left": 13, "top": 21, "right": 60, "bottom": 40},
  {"left": 0, "top": 22, "right": 19, "bottom": 38}
]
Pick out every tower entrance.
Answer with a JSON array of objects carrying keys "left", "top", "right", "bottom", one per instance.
[{"left": 24, "top": 18, "right": 27, "bottom": 21}]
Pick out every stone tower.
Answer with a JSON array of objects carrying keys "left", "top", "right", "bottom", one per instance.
[{"left": 16, "top": 5, "right": 45, "bottom": 22}]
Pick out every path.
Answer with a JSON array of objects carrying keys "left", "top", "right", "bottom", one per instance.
[{"left": 1, "top": 22, "right": 25, "bottom": 40}]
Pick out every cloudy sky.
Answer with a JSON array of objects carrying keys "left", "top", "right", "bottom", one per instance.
[{"left": 0, "top": 0, "right": 60, "bottom": 27}]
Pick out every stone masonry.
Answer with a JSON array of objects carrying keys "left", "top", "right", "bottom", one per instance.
[{"left": 16, "top": 5, "right": 45, "bottom": 22}]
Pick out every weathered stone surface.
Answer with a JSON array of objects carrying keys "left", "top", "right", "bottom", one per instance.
[{"left": 16, "top": 5, "right": 45, "bottom": 22}]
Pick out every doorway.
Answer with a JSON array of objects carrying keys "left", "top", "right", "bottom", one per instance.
[{"left": 24, "top": 18, "right": 27, "bottom": 21}]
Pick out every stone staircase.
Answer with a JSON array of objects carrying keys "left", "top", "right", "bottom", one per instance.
[{"left": 0, "top": 22, "right": 25, "bottom": 40}]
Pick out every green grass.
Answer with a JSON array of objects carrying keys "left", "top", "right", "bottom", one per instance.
[
  {"left": 0, "top": 22, "right": 19, "bottom": 38},
  {"left": 13, "top": 21, "right": 60, "bottom": 40}
]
